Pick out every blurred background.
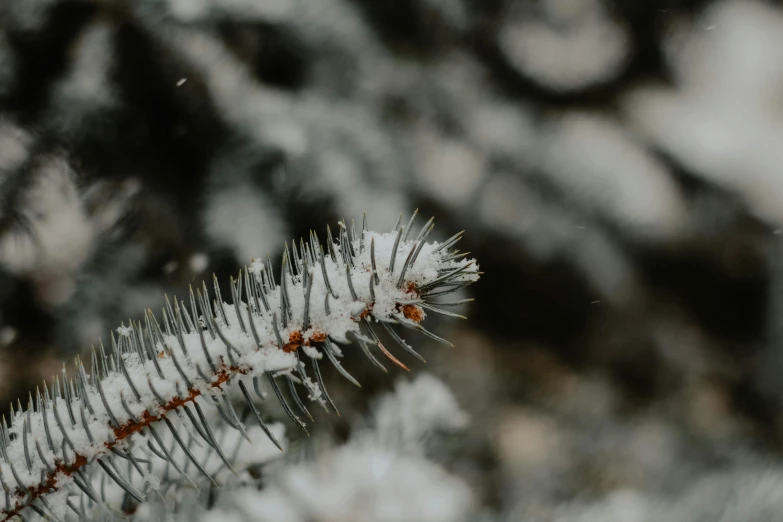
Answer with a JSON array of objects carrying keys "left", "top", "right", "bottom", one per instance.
[{"left": 3, "top": 0, "right": 783, "bottom": 519}]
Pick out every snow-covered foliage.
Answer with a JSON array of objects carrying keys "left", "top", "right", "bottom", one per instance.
[
  {"left": 5, "top": 0, "right": 783, "bottom": 521},
  {"left": 0, "top": 215, "right": 478, "bottom": 520}
]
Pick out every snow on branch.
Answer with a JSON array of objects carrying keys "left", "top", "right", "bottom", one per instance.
[{"left": 0, "top": 212, "right": 479, "bottom": 520}]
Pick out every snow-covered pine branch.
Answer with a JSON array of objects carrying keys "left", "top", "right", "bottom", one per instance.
[{"left": 0, "top": 212, "right": 479, "bottom": 520}]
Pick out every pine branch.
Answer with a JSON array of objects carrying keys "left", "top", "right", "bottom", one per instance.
[{"left": 0, "top": 213, "right": 480, "bottom": 520}]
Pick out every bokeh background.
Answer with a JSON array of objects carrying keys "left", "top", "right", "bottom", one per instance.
[{"left": 3, "top": 0, "right": 783, "bottom": 519}]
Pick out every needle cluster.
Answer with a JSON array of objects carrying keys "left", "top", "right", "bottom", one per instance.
[{"left": 0, "top": 213, "right": 479, "bottom": 521}]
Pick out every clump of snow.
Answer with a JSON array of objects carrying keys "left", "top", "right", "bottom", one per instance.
[
  {"left": 163, "top": 260, "right": 179, "bottom": 274},
  {"left": 226, "top": 373, "right": 473, "bottom": 522},
  {"left": 623, "top": 0, "right": 783, "bottom": 227},
  {"left": 0, "top": 155, "right": 95, "bottom": 305},
  {"left": 203, "top": 179, "right": 288, "bottom": 267},
  {"left": 498, "top": 0, "right": 630, "bottom": 92},
  {"left": 371, "top": 373, "right": 470, "bottom": 451},
  {"left": 248, "top": 258, "right": 265, "bottom": 277},
  {"left": 414, "top": 130, "right": 486, "bottom": 208},
  {"left": 190, "top": 253, "right": 210, "bottom": 274},
  {"left": 0, "top": 327, "right": 16, "bottom": 347},
  {"left": 300, "top": 345, "right": 321, "bottom": 360},
  {"left": 46, "top": 20, "right": 119, "bottom": 136},
  {"left": 0, "top": 121, "right": 32, "bottom": 177},
  {"left": 535, "top": 112, "right": 687, "bottom": 240},
  {"left": 156, "top": 0, "right": 293, "bottom": 23},
  {"left": 261, "top": 444, "right": 471, "bottom": 522},
  {"left": 116, "top": 325, "right": 133, "bottom": 337}
]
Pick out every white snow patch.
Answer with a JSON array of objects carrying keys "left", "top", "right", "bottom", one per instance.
[
  {"left": 203, "top": 180, "right": 287, "bottom": 265},
  {"left": 499, "top": 0, "right": 630, "bottom": 92},
  {"left": 536, "top": 112, "right": 687, "bottom": 240},
  {"left": 243, "top": 374, "right": 472, "bottom": 522},
  {"left": 624, "top": 0, "right": 783, "bottom": 227}
]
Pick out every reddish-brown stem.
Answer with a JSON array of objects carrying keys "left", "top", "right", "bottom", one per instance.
[{"left": 1, "top": 368, "right": 235, "bottom": 520}]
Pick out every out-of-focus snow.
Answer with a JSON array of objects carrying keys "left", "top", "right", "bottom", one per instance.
[
  {"left": 625, "top": 0, "right": 783, "bottom": 227},
  {"left": 229, "top": 374, "right": 473, "bottom": 522},
  {"left": 499, "top": 0, "right": 630, "bottom": 92}
]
